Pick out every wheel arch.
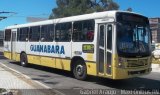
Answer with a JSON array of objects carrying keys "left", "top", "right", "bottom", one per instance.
[
  {"left": 20, "top": 51, "right": 26, "bottom": 56},
  {"left": 20, "top": 51, "right": 28, "bottom": 66},
  {"left": 70, "top": 56, "right": 86, "bottom": 72}
]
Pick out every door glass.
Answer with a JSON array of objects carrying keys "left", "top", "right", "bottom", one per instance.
[
  {"left": 11, "top": 31, "right": 16, "bottom": 60},
  {"left": 99, "top": 24, "right": 113, "bottom": 75},
  {"left": 100, "top": 25, "right": 104, "bottom": 47},
  {"left": 99, "top": 25, "right": 105, "bottom": 73},
  {"left": 107, "top": 52, "right": 112, "bottom": 74},
  {"left": 106, "top": 25, "right": 112, "bottom": 75},
  {"left": 12, "top": 32, "right": 16, "bottom": 41},
  {"left": 107, "top": 25, "right": 112, "bottom": 50}
]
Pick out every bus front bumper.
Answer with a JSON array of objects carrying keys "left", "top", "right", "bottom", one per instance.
[{"left": 112, "top": 67, "right": 152, "bottom": 79}]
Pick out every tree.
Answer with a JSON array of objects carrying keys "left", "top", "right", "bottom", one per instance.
[
  {"left": 126, "top": 7, "right": 132, "bottom": 12},
  {"left": 49, "top": 0, "right": 119, "bottom": 19}
]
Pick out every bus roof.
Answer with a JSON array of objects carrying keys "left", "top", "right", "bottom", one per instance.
[{"left": 5, "top": 10, "right": 144, "bottom": 29}]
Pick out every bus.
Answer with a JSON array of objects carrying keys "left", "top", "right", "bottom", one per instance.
[{"left": 3, "top": 11, "right": 152, "bottom": 80}]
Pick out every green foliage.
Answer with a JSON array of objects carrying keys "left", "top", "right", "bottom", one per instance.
[{"left": 49, "top": 0, "right": 119, "bottom": 19}]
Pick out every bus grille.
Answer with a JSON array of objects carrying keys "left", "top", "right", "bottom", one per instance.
[
  {"left": 127, "top": 59, "right": 148, "bottom": 67},
  {"left": 128, "top": 70, "right": 146, "bottom": 75}
]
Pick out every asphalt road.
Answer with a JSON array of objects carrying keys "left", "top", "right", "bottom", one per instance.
[{"left": 0, "top": 52, "right": 160, "bottom": 95}]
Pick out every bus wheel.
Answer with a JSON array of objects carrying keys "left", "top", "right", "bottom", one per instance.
[
  {"left": 73, "top": 60, "right": 87, "bottom": 80},
  {"left": 20, "top": 53, "right": 28, "bottom": 67}
]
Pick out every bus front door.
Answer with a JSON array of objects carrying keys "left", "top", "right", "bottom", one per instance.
[
  {"left": 98, "top": 24, "right": 113, "bottom": 76},
  {"left": 11, "top": 29, "right": 17, "bottom": 60}
]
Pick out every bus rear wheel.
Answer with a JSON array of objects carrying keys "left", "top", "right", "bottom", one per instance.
[
  {"left": 20, "top": 53, "right": 28, "bottom": 67},
  {"left": 73, "top": 60, "right": 87, "bottom": 80}
]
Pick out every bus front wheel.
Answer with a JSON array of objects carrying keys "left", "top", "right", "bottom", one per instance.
[
  {"left": 20, "top": 53, "right": 28, "bottom": 67},
  {"left": 73, "top": 60, "right": 87, "bottom": 80}
]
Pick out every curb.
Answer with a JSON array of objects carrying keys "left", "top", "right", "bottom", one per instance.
[{"left": 0, "top": 63, "right": 50, "bottom": 89}]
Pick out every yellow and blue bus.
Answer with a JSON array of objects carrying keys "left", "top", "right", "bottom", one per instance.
[{"left": 4, "top": 11, "right": 152, "bottom": 80}]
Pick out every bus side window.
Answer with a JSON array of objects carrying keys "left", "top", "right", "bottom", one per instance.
[
  {"left": 73, "top": 21, "right": 82, "bottom": 41},
  {"left": 85, "top": 20, "right": 94, "bottom": 41},
  {"left": 73, "top": 19, "right": 95, "bottom": 42},
  {"left": 41, "top": 24, "right": 54, "bottom": 42},
  {"left": 19, "top": 27, "right": 29, "bottom": 42},
  {"left": 29, "top": 26, "right": 40, "bottom": 42},
  {"left": 55, "top": 22, "right": 71, "bottom": 42},
  {"left": 55, "top": 23, "right": 61, "bottom": 41},
  {"left": 4, "top": 29, "right": 11, "bottom": 41}
]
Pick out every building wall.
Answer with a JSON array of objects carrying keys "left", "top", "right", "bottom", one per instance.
[
  {"left": 157, "top": 29, "right": 160, "bottom": 42},
  {"left": 0, "top": 30, "right": 4, "bottom": 46},
  {"left": 149, "top": 18, "right": 160, "bottom": 43},
  {"left": 152, "top": 29, "right": 157, "bottom": 42}
]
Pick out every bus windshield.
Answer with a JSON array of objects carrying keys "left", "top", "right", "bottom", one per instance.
[{"left": 116, "top": 13, "right": 151, "bottom": 57}]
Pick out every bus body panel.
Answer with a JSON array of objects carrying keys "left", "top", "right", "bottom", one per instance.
[
  {"left": 112, "top": 55, "right": 152, "bottom": 79},
  {"left": 3, "top": 11, "right": 152, "bottom": 80},
  {"left": 4, "top": 41, "right": 11, "bottom": 59}
]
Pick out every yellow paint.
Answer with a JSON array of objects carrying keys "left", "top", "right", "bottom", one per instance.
[
  {"left": 4, "top": 52, "right": 151, "bottom": 80},
  {"left": 61, "top": 59, "right": 71, "bottom": 71},
  {"left": 3, "top": 51, "right": 11, "bottom": 59},
  {"left": 27, "top": 55, "right": 41, "bottom": 65},
  {"left": 112, "top": 55, "right": 151, "bottom": 79},
  {"left": 56, "top": 59, "right": 71, "bottom": 71},
  {"left": 98, "top": 74, "right": 112, "bottom": 79},
  {"left": 113, "top": 66, "right": 151, "bottom": 79},
  {"left": 87, "top": 53, "right": 94, "bottom": 61},
  {"left": 111, "top": 54, "right": 118, "bottom": 79},
  {"left": 4, "top": 52, "right": 20, "bottom": 61},
  {"left": 15, "top": 53, "right": 20, "bottom": 61},
  {"left": 86, "top": 62, "right": 97, "bottom": 76},
  {"left": 4, "top": 52, "right": 97, "bottom": 76},
  {"left": 28, "top": 56, "right": 71, "bottom": 71},
  {"left": 112, "top": 67, "right": 128, "bottom": 79},
  {"left": 40, "top": 57, "right": 55, "bottom": 68},
  {"left": 11, "top": 53, "right": 14, "bottom": 59},
  {"left": 11, "top": 53, "right": 17, "bottom": 60},
  {"left": 112, "top": 54, "right": 119, "bottom": 67},
  {"left": 96, "top": 55, "right": 117, "bottom": 78}
]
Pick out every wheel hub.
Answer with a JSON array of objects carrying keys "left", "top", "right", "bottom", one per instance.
[
  {"left": 21, "top": 61, "right": 25, "bottom": 65},
  {"left": 76, "top": 65, "right": 84, "bottom": 76}
]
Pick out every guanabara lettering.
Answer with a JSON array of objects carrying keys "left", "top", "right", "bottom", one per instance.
[{"left": 30, "top": 45, "right": 65, "bottom": 54}]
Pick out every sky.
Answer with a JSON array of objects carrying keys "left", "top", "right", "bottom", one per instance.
[{"left": 0, "top": 0, "right": 160, "bottom": 30}]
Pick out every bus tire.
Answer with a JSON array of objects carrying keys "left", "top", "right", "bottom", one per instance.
[
  {"left": 73, "top": 60, "right": 87, "bottom": 80},
  {"left": 20, "top": 53, "right": 28, "bottom": 67}
]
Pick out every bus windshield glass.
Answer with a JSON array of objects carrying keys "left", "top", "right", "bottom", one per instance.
[{"left": 116, "top": 13, "right": 151, "bottom": 57}]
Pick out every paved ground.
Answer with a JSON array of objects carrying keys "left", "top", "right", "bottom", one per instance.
[
  {"left": 0, "top": 60, "right": 160, "bottom": 95},
  {"left": 0, "top": 48, "right": 59, "bottom": 95},
  {"left": 0, "top": 65, "right": 34, "bottom": 89},
  {"left": 0, "top": 63, "right": 60, "bottom": 95}
]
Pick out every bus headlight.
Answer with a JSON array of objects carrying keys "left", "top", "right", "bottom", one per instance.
[{"left": 118, "top": 57, "right": 126, "bottom": 68}]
